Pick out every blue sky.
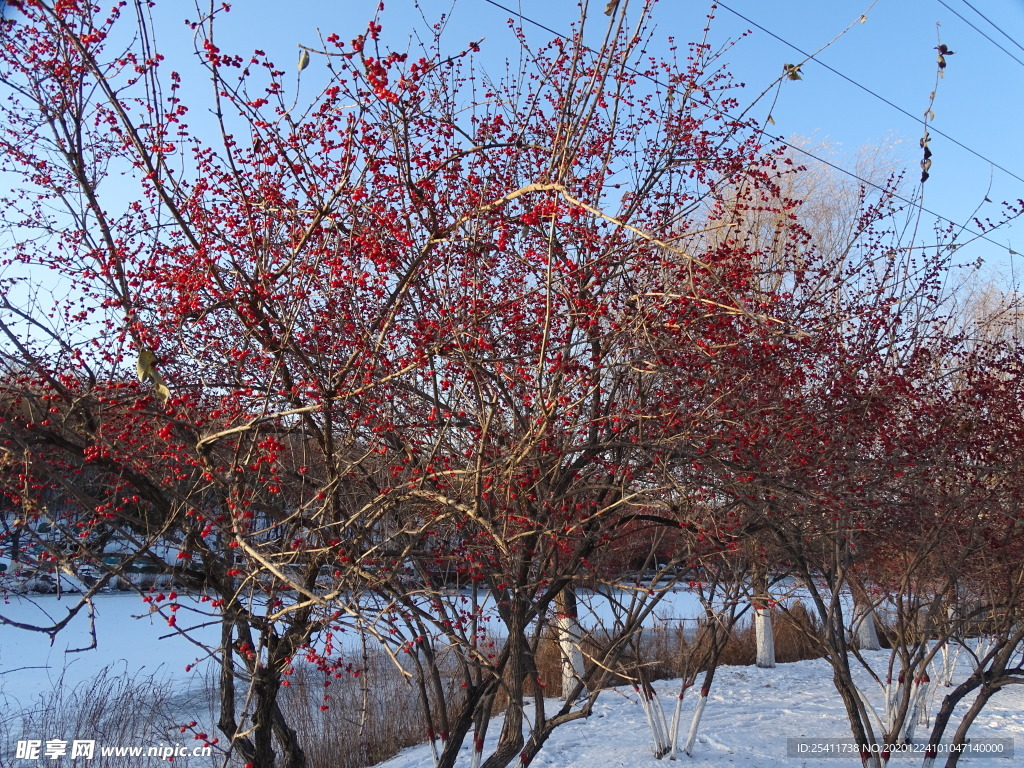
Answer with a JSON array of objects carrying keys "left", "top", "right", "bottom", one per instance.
[{"left": 187, "top": 0, "right": 1023, "bottom": 281}]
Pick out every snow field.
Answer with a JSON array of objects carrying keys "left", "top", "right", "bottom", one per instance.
[
  {"left": 379, "top": 654, "right": 1024, "bottom": 768},
  {"left": 3, "top": 591, "right": 1023, "bottom": 767}
]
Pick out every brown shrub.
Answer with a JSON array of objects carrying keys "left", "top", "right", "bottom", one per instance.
[{"left": 774, "top": 600, "right": 824, "bottom": 663}]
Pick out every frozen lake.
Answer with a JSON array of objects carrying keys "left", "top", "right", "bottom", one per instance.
[{"left": 0, "top": 585, "right": 712, "bottom": 708}]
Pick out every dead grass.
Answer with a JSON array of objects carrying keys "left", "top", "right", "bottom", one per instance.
[
  {"left": 277, "top": 652, "right": 450, "bottom": 768},
  {"left": 773, "top": 601, "right": 824, "bottom": 662},
  {"left": 5, "top": 666, "right": 215, "bottom": 768},
  {"left": 593, "top": 600, "right": 825, "bottom": 689}
]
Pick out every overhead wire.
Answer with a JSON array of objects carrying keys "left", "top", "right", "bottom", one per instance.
[
  {"left": 954, "top": 0, "right": 1024, "bottom": 57},
  {"left": 715, "top": 0, "right": 1024, "bottom": 186},
  {"left": 936, "top": 0, "right": 1024, "bottom": 70},
  {"left": 477, "top": 0, "right": 1020, "bottom": 258}
]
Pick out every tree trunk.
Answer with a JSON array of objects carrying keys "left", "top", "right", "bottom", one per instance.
[
  {"left": 251, "top": 664, "right": 282, "bottom": 767},
  {"left": 479, "top": 610, "right": 527, "bottom": 768},
  {"left": 754, "top": 606, "right": 775, "bottom": 669},
  {"left": 942, "top": 685, "right": 994, "bottom": 768},
  {"left": 752, "top": 567, "right": 775, "bottom": 668},
  {"left": 271, "top": 703, "right": 307, "bottom": 768},
  {"left": 435, "top": 688, "right": 485, "bottom": 768},
  {"left": 853, "top": 597, "right": 881, "bottom": 651},
  {"left": 555, "top": 587, "right": 585, "bottom": 699},
  {"left": 683, "top": 668, "right": 717, "bottom": 756},
  {"left": 833, "top": 664, "right": 882, "bottom": 768},
  {"left": 217, "top": 619, "right": 257, "bottom": 765}
]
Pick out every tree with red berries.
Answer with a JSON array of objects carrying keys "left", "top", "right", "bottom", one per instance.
[
  {"left": 0, "top": 1, "right": 796, "bottom": 764},
  {"left": 4, "top": 2, "right": 1020, "bottom": 768}
]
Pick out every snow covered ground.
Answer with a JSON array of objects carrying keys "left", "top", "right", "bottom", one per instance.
[
  {"left": 379, "top": 655, "right": 1024, "bottom": 768},
  {"left": 3, "top": 592, "right": 1023, "bottom": 767}
]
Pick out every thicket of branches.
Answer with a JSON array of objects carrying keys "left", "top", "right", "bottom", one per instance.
[{"left": 1, "top": 2, "right": 1022, "bottom": 768}]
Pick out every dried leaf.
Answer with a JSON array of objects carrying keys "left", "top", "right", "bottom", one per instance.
[
  {"left": 137, "top": 348, "right": 158, "bottom": 382},
  {"left": 137, "top": 348, "right": 170, "bottom": 405},
  {"left": 298, "top": 49, "right": 310, "bottom": 73},
  {"left": 766, "top": 114, "right": 775, "bottom": 125}
]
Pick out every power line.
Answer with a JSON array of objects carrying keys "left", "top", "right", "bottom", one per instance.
[
  {"left": 935, "top": 0, "right": 1024, "bottom": 70},
  {"left": 715, "top": 0, "right": 1024, "bottom": 187},
  {"left": 955, "top": 0, "right": 1024, "bottom": 57},
  {"left": 478, "top": 0, "right": 1019, "bottom": 258}
]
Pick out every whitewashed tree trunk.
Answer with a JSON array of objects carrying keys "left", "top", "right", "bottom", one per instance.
[
  {"left": 884, "top": 672, "right": 905, "bottom": 735},
  {"left": 752, "top": 568, "right": 775, "bottom": 668},
  {"left": 428, "top": 734, "right": 440, "bottom": 768},
  {"left": 470, "top": 690, "right": 495, "bottom": 768},
  {"left": 636, "top": 682, "right": 671, "bottom": 758},
  {"left": 470, "top": 733, "right": 484, "bottom": 768},
  {"left": 904, "top": 672, "right": 931, "bottom": 742},
  {"left": 853, "top": 598, "right": 881, "bottom": 651},
  {"left": 755, "top": 605, "right": 775, "bottom": 669},
  {"left": 682, "top": 688, "right": 708, "bottom": 756},
  {"left": 895, "top": 676, "right": 920, "bottom": 744},
  {"left": 683, "top": 666, "right": 720, "bottom": 757},
  {"left": 555, "top": 588, "right": 585, "bottom": 700},
  {"left": 668, "top": 680, "right": 692, "bottom": 759},
  {"left": 933, "top": 641, "right": 959, "bottom": 687}
]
